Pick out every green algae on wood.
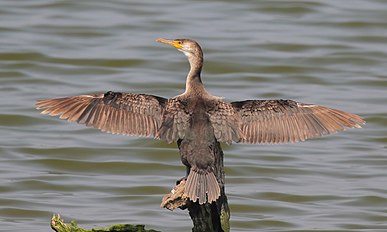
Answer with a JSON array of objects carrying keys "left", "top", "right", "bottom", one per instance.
[{"left": 50, "top": 214, "right": 160, "bottom": 232}]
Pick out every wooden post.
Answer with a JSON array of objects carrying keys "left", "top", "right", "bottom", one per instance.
[{"left": 161, "top": 141, "right": 230, "bottom": 232}]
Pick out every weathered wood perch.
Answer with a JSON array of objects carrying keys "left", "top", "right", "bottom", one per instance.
[
  {"left": 50, "top": 141, "right": 229, "bottom": 232},
  {"left": 50, "top": 214, "right": 159, "bottom": 232},
  {"left": 50, "top": 140, "right": 230, "bottom": 232},
  {"left": 161, "top": 140, "right": 230, "bottom": 232}
]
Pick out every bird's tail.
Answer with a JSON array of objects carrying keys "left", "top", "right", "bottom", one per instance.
[{"left": 185, "top": 168, "right": 220, "bottom": 205}]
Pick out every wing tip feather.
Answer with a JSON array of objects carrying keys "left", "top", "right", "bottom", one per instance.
[
  {"left": 237, "top": 100, "right": 364, "bottom": 145},
  {"left": 35, "top": 93, "right": 165, "bottom": 138}
]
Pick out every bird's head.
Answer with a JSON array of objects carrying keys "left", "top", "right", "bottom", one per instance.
[{"left": 156, "top": 38, "right": 203, "bottom": 60}]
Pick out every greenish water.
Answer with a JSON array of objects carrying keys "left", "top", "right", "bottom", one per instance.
[{"left": 1, "top": 0, "right": 386, "bottom": 231}]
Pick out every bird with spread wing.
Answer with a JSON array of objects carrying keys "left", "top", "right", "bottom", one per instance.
[{"left": 36, "top": 38, "right": 365, "bottom": 205}]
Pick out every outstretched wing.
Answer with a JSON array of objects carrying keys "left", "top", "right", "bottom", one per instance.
[
  {"left": 36, "top": 91, "right": 167, "bottom": 137},
  {"left": 231, "top": 99, "right": 365, "bottom": 144},
  {"left": 207, "top": 100, "right": 242, "bottom": 145},
  {"left": 156, "top": 98, "right": 191, "bottom": 144}
]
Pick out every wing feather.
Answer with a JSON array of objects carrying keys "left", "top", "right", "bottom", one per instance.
[
  {"left": 36, "top": 91, "right": 167, "bottom": 138},
  {"left": 231, "top": 99, "right": 365, "bottom": 144},
  {"left": 156, "top": 98, "right": 191, "bottom": 143},
  {"left": 207, "top": 100, "right": 242, "bottom": 144}
]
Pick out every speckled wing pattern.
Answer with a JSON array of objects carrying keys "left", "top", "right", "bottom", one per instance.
[
  {"left": 36, "top": 91, "right": 167, "bottom": 138},
  {"left": 230, "top": 99, "right": 365, "bottom": 144},
  {"left": 207, "top": 100, "right": 242, "bottom": 144},
  {"left": 156, "top": 98, "right": 191, "bottom": 144}
]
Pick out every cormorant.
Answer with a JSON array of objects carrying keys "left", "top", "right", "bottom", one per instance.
[{"left": 36, "top": 38, "right": 365, "bottom": 205}]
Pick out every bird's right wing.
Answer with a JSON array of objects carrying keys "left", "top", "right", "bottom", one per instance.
[
  {"left": 231, "top": 99, "right": 365, "bottom": 144},
  {"left": 36, "top": 91, "right": 167, "bottom": 138},
  {"left": 207, "top": 100, "right": 242, "bottom": 145}
]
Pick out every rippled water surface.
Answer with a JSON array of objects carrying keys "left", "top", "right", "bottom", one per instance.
[{"left": 1, "top": 0, "right": 386, "bottom": 231}]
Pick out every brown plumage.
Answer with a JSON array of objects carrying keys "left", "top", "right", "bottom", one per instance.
[{"left": 36, "top": 38, "right": 365, "bottom": 205}]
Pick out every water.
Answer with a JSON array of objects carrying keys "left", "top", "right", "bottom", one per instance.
[{"left": 1, "top": 0, "right": 386, "bottom": 231}]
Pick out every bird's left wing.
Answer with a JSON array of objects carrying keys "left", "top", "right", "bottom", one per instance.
[
  {"left": 36, "top": 91, "right": 167, "bottom": 137},
  {"left": 156, "top": 98, "right": 191, "bottom": 144}
]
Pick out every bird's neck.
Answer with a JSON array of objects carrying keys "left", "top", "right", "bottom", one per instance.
[{"left": 184, "top": 54, "right": 206, "bottom": 96}]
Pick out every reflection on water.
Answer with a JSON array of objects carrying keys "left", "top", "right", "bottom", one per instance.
[{"left": 1, "top": 0, "right": 386, "bottom": 231}]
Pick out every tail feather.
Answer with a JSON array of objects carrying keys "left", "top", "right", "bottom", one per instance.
[{"left": 185, "top": 169, "right": 220, "bottom": 204}]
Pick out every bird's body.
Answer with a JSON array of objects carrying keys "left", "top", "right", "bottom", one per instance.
[
  {"left": 36, "top": 38, "right": 365, "bottom": 205},
  {"left": 175, "top": 96, "right": 220, "bottom": 204}
]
